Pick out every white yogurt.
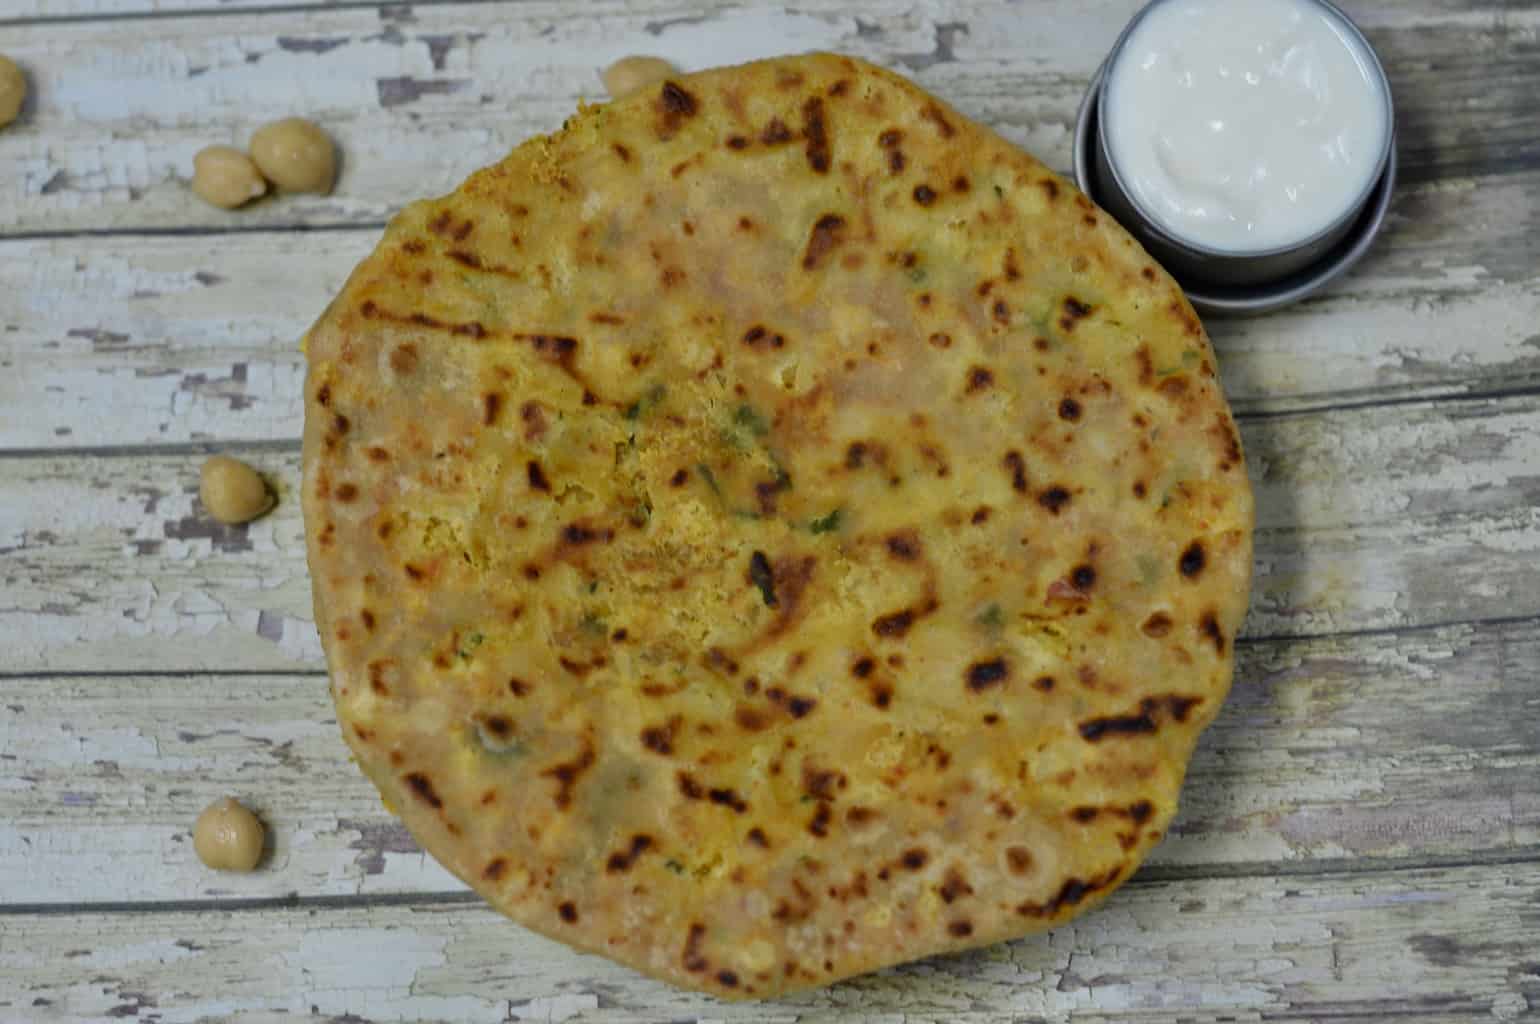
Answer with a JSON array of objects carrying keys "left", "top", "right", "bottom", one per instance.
[{"left": 1104, "top": 0, "right": 1388, "bottom": 253}]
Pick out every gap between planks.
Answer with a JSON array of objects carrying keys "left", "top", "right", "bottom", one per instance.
[
  {"left": 0, "top": 1, "right": 429, "bottom": 29},
  {"left": 1, "top": 0, "right": 625, "bottom": 31},
  {"left": 0, "top": 607, "right": 1532, "bottom": 675},
  {"left": 5, "top": 847, "right": 1540, "bottom": 919},
  {"left": 0, "top": 221, "right": 388, "bottom": 243},
  {"left": 0, "top": 156, "right": 1530, "bottom": 244},
  {"left": 8, "top": 381, "right": 1540, "bottom": 461}
]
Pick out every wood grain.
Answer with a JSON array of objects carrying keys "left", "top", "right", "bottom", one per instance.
[
  {"left": 3, "top": 619, "right": 1536, "bottom": 904},
  {"left": 4, "top": 170, "right": 1539, "bottom": 450},
  {"left": 0, "top": 2, "right": 1533, "bottom": 234},
  {"left": 4, "top": 861, "right": 1537, "bottom": 1022}
]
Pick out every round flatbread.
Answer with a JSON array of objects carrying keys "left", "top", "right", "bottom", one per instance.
[{"left": 302, "top": 53, "right": 1254, "bottom": 999}]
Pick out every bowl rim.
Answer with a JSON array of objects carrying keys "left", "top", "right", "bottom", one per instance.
[
  {"left": 1181, "top": 144, "right": 1397, "bottom": 315},
  {"left": 1092, "top": 0, "right": 1396, "bottom": 262},
  {"left": 1073, "top": 68, "right": 1398, "bottom": 316}
]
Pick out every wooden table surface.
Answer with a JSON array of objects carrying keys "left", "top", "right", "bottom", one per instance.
[{"left": 2, "top": 1, "right": 1538, "bottom": 1020}]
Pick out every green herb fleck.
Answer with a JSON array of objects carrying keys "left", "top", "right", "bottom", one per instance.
[
  {"left": 456, "top": 631, "right": 484, "bottom": 660},
  {"left": 624, "top": 383, "right": 666, "bottom": 421},
  {"left": 976, "top": 604, "right": 1004, "bottom": 629},
  {"left": 907, "top": 266, "right": 927, "bottom": 284},
  {"left": 733, "top": 404, "right": 770, "bottom": 437},
  {"left": 580, "top": 611, "right": 608, "bottom": 636},
  {"left": 696, "top": 463, "right": 720, "bottom": 497},
  {"left": 1181, "top": 348, "right": 1201, "bottom": 367},
  {"left": 809, "top": 509, "right": 843, "bottom": 534},
  {"left": 664, "top": 858, "right": 685, "bottom": 875}
]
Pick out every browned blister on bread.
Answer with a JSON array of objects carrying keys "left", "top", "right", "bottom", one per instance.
[{"left": 301, "top": 53, "right": 1254, "bottom": 999}]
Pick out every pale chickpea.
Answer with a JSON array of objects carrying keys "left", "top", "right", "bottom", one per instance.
[
  {"left": 193, "top": 797, "right": 266, "bottom": 872},
  {"left": 249, "top": 117, "right": 336, "bottom": 194},
  {"left": 200, "top": 455, "right": 274, "bottom": 525},
  {"left": 191, "top": 146, "right": 268, "bottom": 209},
  {"left": 602, "top": 56, "right": 677, "bottom": 99},
  {"left": 0, "top": 55, "right": 26, "bottom": 129}
]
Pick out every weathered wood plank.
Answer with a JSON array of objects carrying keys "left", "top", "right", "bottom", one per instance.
[
  {"left": 0, "top": 0, "right": 1105, "bottom": 234},
  {"left": 3, "top": 619, "right": 1536, "bottom": 904},
  {"left": 0, "top": 229, "right": 370, "bottom": 448},
  {"left": 0, "top": 1, "right": 1533, "bottom": 234},
  {"left": 0, "top": 449, "right": 322, "bottom": 672},
  {"left": 0, "top": 672, "right": 461, "bottom": 902},
  {"left": 3, "top": 169, "right": 1538, "bottom": 449},
  {"left": 3, "top": 861, "right": 1536, "bottom": 1022},
  {"left": 1170, "top": 617, "right": 1540, "bottom": 868},
  {"left": 4, "top": 394, "right": 1539, "bottom": 673}
]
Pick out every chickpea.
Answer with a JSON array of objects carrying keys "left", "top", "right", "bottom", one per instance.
[
  {"left": 191, "top": 146, "right": 268, "bottom": 209},
  {"left": 249, "top": 117, "right": 336, "bottom": 194},
  {"left": 0, "top": 55, "right": 26, "bottom": 129},
  {"left": 193, "top": 797, "right": 266, "bottom": 872},
  {"left": 602, "top": 56, "right": 677, "bottom": 99},
  {"left": 200, "top": 455, "right": 274, "bottom": 525}
]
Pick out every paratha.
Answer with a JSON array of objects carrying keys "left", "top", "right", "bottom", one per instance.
[{"left": 302, "top": 53, "right": 1254, "bottom": 999}]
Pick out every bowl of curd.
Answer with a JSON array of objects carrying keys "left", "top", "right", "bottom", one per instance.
[{"left": 1075, "top": 0, "right": 1396, "bottom": 314}]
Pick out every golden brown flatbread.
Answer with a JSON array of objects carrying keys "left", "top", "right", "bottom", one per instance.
[{"left": 302, "top": 53, "right": 1253, "bottom": 998}]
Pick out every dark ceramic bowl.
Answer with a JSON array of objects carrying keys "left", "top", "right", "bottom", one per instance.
[{"left": 1073, "top": 0, "right": 1397, "bottom": 316}]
